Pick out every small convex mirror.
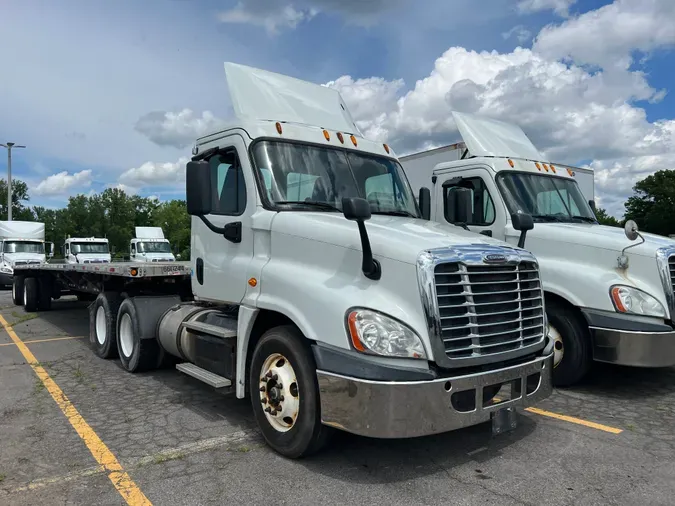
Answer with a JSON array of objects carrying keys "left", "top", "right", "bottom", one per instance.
[{"left": 624, "top": 220, "right": 639, "bottom": 241}]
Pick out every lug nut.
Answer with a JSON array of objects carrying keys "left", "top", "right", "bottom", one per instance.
[
  {"left": 261, "top": 398, "right": 267, "bottom": 404},
  {"left": 270, "top": 410, "right": 277, "bottom": 416},
  {"left": 277, "top": 383, "right": 282, "bottom": 389},
  {"left": 259, "top": 386, "right": 266, "bottom": 392},
  {"left": 280, "top": 395, "right": 285, "bottom": 402},
  {"left": 264, "top": 407, "right": 271, "bottom": 413},
  {"left": 266, "top": 371, "right": 273, "bottom": 378},
  {"left": 272, "top": 374, "right": 278, "bottom": 381}
]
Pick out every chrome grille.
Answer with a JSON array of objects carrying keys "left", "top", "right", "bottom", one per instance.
[
  {"left": 14, "top": 260, "right": 41, "bottom": 266},
  {"left": 434, "top": 261, "right": 545, "bottom": 360},
  {"left": 670, "top": 255, "right": 675, "bottom": 294}
]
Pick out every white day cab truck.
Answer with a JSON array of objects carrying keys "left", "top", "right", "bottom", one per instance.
[
  {"left": 64, "top": 237, "right": 111, "bottom": 264},
  {"left": 13, "top": 63, "right": 554, "bottom": 458},
  {"left": 0, "top": 220, "right": 52, "bottom": 289},
  {"left": 130, "top": 227, "right": 176, "bottom": 263},
  {"left": 401, "top": 112, "right": 675, "bottom": 386}
]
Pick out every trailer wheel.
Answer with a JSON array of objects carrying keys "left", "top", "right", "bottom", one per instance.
[
  {"left": 23, "top": 278, "right": 39, "bottom": 312},
  {"left": 90, "top": 293, "right": 122, "bottom": 359},
  {"left": 249, "top": 325, "right": 332, "bottom": 459},
  {"left": 547, "top": 300, "right": 592, "bottom": 387},
  {"left": 116, "top": 298, "right": 163, "bottom": 373},
  {"left": 12, "top": 276, "right": 25, "bottom": 306}
]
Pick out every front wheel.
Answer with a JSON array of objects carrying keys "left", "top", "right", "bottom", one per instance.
[
  {"left": 547, "top": 301, "right": 592, "bottom": 387},
  {"left": 12, "top": 276, "right": 25, "bottom": 306},
  {"left": 249, "top": 325, "right": 332, "bottom": 458}
]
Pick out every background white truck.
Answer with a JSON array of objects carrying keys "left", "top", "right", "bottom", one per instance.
[
  {"left": 0, "top": 221, "right": 52, "bottom": 289},
  {"left": 64, "top": 237, "right": 111, "bottom": 264},
  {"left": 13, "top": 63, "right": 554, "bottom": 458},
  {"left": 401, "top": 112, "right": 675, "bottom": 386},
  {"left": 130, "top": 227, "right": 175, "bottom": 262}
]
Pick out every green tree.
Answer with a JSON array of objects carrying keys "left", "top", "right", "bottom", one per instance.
[
  {"left": 624, "top": 169, "right": 675, "bottom": 236},
  {"left": 152, "top": 200, "right": 191, "bottom": 259},
  {"left": 0, "top": 178, "right": 36, "bottom": 221},
  {"left": 594, "top": 207, "right": 621, "bottom": 227}
]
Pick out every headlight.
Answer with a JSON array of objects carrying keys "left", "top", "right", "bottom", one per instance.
[
  {"left": 0, "top": 264, "right": 13, "bottom": 274},
  {"left": 610, "top": 285, "right": 666, "bottom": 319},
  {"left": 346, "top": 309, "right": 427, "bottom": 359}
]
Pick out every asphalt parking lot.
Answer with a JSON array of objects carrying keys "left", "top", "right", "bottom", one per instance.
[{"left": 1, "top": 291, "right": 675, "bottom": 505}]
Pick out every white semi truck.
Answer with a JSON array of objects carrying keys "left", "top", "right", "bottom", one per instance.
[
  {"left": 0, "top": 221, "right": 52, "bottom": 289},
  {"left": 130, "top": 226, "right": 176, "bottom": 263},
  {"left": 401, "top": 112, "right": 675, "bottom": 386},
  {"left": 13, "top": 63, "right": 554, "bottom": 458},
  {"left": 64, "top": 237, "right": 111, "bottom": 264}
]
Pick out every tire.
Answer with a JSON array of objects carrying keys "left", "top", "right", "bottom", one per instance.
[
  {"left": 24, "top": 278, "right": 39, "bottom": 313},
  {"left": 547, "top": 300, "right": 592, "bottom": 387},
  {"left": 77, "top": 293, "right": 96, "bottom": 302},
  {"left": 116, "top": 298, "right": 164, "bottom": 373},
  {"left": 249, "top": 325, "right": 332, "bottom": 459},
  {"left": 90, "top": 293, "right": 123, "bottom": 359},
  {"left": 12, "top": 276, "right": 24, "bottom": 306},
  {"left": 38, "top": 277, "right": 52, "bottom": 311}
]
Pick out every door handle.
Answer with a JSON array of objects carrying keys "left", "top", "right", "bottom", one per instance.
[{"left": 223, "top": 222, "right": 242, "bottom": 243}]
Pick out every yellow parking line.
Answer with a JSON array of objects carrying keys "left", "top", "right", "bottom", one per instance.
[
  {"left": 0, "top": 335, "right": 86, "bottom": 346},
  {"left": 0, "top": 315, "right": 152, "bottom": 505},
  {"left": 525, "top": 407, "right": 623, "bottom": 434}
]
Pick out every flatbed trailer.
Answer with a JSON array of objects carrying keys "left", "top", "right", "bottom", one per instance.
[{"left": 13, "top": 261, "right": 192, "bottom": 311}]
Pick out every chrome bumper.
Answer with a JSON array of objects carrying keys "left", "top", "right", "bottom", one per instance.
[
  {"left": 592, "top": 327, "right": 675, "bottom": 367},
  {"left": 316, "top": 351, "right": 553, "bottom": 439}
]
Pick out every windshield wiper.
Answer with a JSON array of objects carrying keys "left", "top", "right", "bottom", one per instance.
[
  {"left": 571, "top": 216, "right": 597, "bottom": 223},
  {"left": 372, "top": 210, "right": 417, "bottom": 218},
  {"left": 531, "top": 214, "right": 566, "bottom": 222},
  {"left": 276, "top": 200, "right": 340, "bottom": 212}
]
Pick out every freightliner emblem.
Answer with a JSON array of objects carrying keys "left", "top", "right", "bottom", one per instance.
[{"left": 483, "top": 253, "right": 507, "bottom": 264}]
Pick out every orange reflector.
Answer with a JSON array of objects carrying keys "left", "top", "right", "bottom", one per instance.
[
  {"left": 543, "top": 164, "right": 550, "bottom": 172},
  {"left": 508, "top": 159, "right": 514, "bottom": 168},
  {"left": 383, "top": 143, "right": 390, "bottom": 154},
  {"left": 323, "top": 130, "right": 330, "bottom": 141},
  {"left": 350, "top": 135, "right": 357, "bottom": 147},
  {"left": 550, "top": 164, "right": 557, "bottom": 173},
  {"left": 248, "top": 277, "right": 257, "bottom": 287},
  {"left": 130, "top": 268, "right": 138, "bottom": 277},
  {"left": 347, "top": 311, "right": 366, "bottom": 352},
  {"left": 337, "top": 132, "right": 344, "bottom": 144},
  {"left": 535, "top": 162, "right": 542, "bottom": 171},
  {"left": 275, "top": 122, "right": 283, "bottom": 135}
]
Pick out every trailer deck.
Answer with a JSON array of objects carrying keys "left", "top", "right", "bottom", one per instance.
[{"left": 14, "top": 260, "right": 191, "bottom": 278}]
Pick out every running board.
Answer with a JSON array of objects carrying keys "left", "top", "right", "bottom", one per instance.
[
  {"left": 176, "top": 363, "right": 232, "bottom": 388},
  {"left": 181, "top": 320, "right": 237, "bottom": 339}
]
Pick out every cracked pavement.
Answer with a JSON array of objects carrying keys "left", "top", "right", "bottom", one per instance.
[{"left": 1, "top": 291, "right": 674, "bottom": 505}]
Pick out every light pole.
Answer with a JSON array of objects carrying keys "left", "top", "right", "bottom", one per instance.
[{"left": 0, "top": 142, "right": 26, "bottom": 221}]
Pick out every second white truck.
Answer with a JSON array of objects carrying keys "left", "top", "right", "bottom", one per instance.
[
  {"left": 130, "top": 227, "right": 175, "bottom": 263},
  {"left": 64, "top": 237, "right": 111, "bottom": 264},
  {"left": 401, "top": 112, "right": 675, "bottom": 386}
]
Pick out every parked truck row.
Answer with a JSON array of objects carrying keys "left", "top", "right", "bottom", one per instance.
[{"left": 10, "top": 62, "right": 675, "bottom": 459}]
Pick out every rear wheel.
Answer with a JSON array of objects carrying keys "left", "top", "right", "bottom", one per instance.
[
  {"left": 38, "top": 277, "right": 52, "bottom": 311},
  {"left": 116, "top": 298, "right": 164, "bottom": 372},
  {"left": 12, "top": 276, "right": 24, "bottom": 306},
  {"left": 249, "top": 325, "right": 332, "bottom": 458},
  {"left": 90, "top": 293, "right": 122, "bottom": 359},
  {"left": 547, "top": 300, "right": 592, "bottom": 387},
  {"left": 23, "top": 278, "right": 39, "bottom": 312}
]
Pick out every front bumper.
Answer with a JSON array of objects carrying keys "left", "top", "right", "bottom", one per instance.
[
  {"left": 316, "top": 350, "right": 554, "bottom": 439},
  {"left": 584, "top": 308, "right": 675, "bottom": 367},
  {"left": 0, "top": 272, "right": 13, "bottom": 285}
]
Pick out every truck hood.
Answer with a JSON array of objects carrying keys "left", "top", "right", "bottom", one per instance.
[
  {"left": 273, "top": 213, "right": 516, "bottom": 265},
  {"left": 3, "top": 253, "right": 45, "bottom": 265},
  {"left": 74, "top": 253, "right": 111, "bottom": 263},
  {"left": 524, "top": 222, "right": 675, "bottom": 257}
]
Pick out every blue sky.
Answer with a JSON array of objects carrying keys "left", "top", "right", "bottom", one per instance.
[{"left": 1, "top": 0, "right": 674, "bottom": 217}]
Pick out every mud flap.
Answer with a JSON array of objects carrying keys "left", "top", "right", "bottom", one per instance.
[{"left": 491, "top": 407, "right": 518, "bottom": 436}]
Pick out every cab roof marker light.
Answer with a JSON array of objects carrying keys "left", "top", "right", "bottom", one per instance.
[
  {"left": 550, "top": 164, "right": 557, "bottom": 173},
  {"left": 383, "top": 143, "right": 390, "bottom": 154},
  {"left": 535, "top": 162, "right": 542, "bottom": 171},
  {"left": 275, "top": 122, "right": 283, "bottom": 135},
  {"left": 337, "top": 132, "right": 344, "bottom": 144},
  {"left": 508, "top": 159, "right": 515, "bottom": 168},
  {"left": 323, "top": 129, "right": 330, "bottom": 141},
  {"left": 567, "top": 168, "right": 575, "bottom": 177},
  {"left": 350, "top": 135, "right": 358, "bottom": 147}
]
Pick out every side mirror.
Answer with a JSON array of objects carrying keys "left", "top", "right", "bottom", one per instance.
[
  {"left": 445, "top": 187, "right": 472, "bottom": 227},
  {"left": 186, "top": 160, "right": 213, "bottom": 216},
  {"left": 589, "top": 200, "right": 596, "bottom": 213},
  {"left": 418, "top": 187, "right": 431, "bottom": 221},
  {"left": 342, "top": 197, "right": 380, "bottom": 281},
  {"left": 511, "top": 213, "right": 534, "bottom": 249},
  {"left": 624, "top": 219, "right": 639, "bottom": 241}
]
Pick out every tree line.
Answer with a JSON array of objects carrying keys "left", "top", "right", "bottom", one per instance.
[
  {"left": 0, "top": 179, "right": 190, "bottom": 259},
  {"left": 0, "top": 168, "right": 672, "bottom": 257},
  {"left": 594, "top": 169, "right": 675, "bottom": 237}
]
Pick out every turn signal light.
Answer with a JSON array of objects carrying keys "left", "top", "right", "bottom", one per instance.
[
  {"left": 248, "top": 277, "right": 257, "bottom": 287},
  {"left": 130, "top": 268, "right": 138, "bottom": 277}
]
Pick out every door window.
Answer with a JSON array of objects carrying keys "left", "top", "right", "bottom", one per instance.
[
  {"left": 209, "top": 149, "right": 247, "bottom": 215},
  {"left": 443, "top": 176, "right": 496, "bottom": 226}
]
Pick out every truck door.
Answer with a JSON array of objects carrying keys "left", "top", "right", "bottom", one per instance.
[
  {"left": 435, "top": 167, "right": 506, "bottom": 240},
  {"left": 191, "top": 134, "right": 254, "bottom": 304}
]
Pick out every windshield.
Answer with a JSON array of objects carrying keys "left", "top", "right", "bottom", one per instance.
[
  {"left": 4, "top": 241, "right": 45, "bottom": 254},
  {"left": 71, "top": 242, "right": 109, "bottom": 254},
  {"left": 252, "top": 141, "right": 419, "bottom": 217},
  {"left": 496, "top": 172, "right": 596, "bottom": 223},
  {"left": 139, "top": 241, "right": 172, "bottom": 253}
]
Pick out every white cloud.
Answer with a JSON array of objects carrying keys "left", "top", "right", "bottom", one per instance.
[
  {"left": 534, "top": 0, "right": 675, "bottom": 69},
  {"left": 517, "top": 0, "right": 577, "bottom": 17},
  {"left": 502, "top": 25, "right": 532, "bottom": 43},
  {"left": 34, "top": 170, "right": 92, "bottom": 196},
  {"left": 135, "top": 109, "right": 224, "bottom": 149},
  {"left": 218, "top": 3, "right": 317, "bottom": 34},
  {"left": 118, "top": 157, "right": 189, "bottom": 191}
]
